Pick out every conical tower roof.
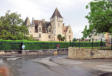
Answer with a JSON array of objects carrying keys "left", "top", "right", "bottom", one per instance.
[
  {"left": 51, "top": 8, "right": 63, "bottom": 18},
  {"left": 25, "top": 17, "right": 30, "bottom": 26}
]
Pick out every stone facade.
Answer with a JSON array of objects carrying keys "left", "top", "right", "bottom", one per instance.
[
  {"left": 90, "top": 33, "right": 105, "bottom": 41},
  {"left": 68, "top": 47, "right": 112, "bottom": 59},
  {"left": 89, "top": 31, "right": 111, "bottom": 42},
  {"left": 25, "top": 8, "right": 73, "bottom": 41}
]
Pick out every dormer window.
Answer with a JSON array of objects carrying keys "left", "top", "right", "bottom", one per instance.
[
  {"left": 49, "top": 35, "right": 51, "bottom": 38},
  {"left": 69, "top": 35, "right": 71, "bottom": 39},
  {"left": 39, "top": 34, "right": 41, "bottom": 38},
  {"left": 49, "top": 28, "right": 51, "bottom": 32},
  {"left": 35, "top": 26, "right": 38, "bottom": 32},
  {"left": 69, "top": 30, "right": 71, "bottom": 33},
  {"left": 38, "top": 27, "right": 41, "bottom": 32},
  {"left": 58, "top": 23, "right": 60, "bottom": 26}
]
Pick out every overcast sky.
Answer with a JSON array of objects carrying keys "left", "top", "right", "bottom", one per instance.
[{"left": 0, "top": 0, "right": 93, "bottom": 38}]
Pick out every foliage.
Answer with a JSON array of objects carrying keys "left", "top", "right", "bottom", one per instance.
[
  {"left": 61, "top": 36, "right": 65, "bottom": 41},
  {"left": 82, "top": 26, "right": 90, "bottom": 38},
  {"left": 73, "top": 38, "right": 77, "bottom": 42},
  {"left": 0, "top": 11, "right": 29, "bottom": 40},
  {"left": 57, "top": 34, "right": 65, "bottom": 41},
  {"left": 0, "top": 40, "right": 105, "bottom": 50},
  {"left": 85, "top": 0, "right": 112, "bottom": 36},
  {"left": 57, "top": 34, "right": 62, "bottom": 41}
]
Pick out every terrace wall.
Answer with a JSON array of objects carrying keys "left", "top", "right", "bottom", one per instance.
[
  {"left": 68, "top": 47, "right": 112, "bottom": 59},
  {"left": 0, "top": 48, "right": 68, "bottom": 56}
]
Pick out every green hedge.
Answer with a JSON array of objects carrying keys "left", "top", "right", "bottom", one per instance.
[{"left": 0, "top": 41, "right": 105, "bottom": 51}]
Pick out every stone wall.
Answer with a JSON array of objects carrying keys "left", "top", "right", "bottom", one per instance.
[
  {"left": 68, "top": 47, "right": 112, "bottom": 59},
  {"left": 0, "top": 48, "right": 68, "bottom": 56}
]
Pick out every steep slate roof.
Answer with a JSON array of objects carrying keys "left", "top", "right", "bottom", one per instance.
[
  {"left": 34, "top": 20, "right": 51, "bottom": 27},
  {"left": 24, "top": 17, "right": 30, "bottom": 26},
  {"left": 34, "top": 20, "right": 40, "bottom": 26},
  {"left": 63, "top": 26, "right": 69, "bottom": 34},
  {"left": 51, "top": 8, "right": 63, "bottom": 18},
  {"left": 33, "top": 20, "right": 51, "bottom": 33}
]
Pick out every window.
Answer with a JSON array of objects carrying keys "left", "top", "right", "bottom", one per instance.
[
  {"left": 49, "top": 35, "right": 51, "bottom": 39},
  {"left": 49, "top": 28, "right": 51, "bottom": 32},
  {"left": 69, "top": 35, "right": 71, "bottom": 39},
  {"left": 38, "top": 27, "right": 41, "bottom": 32},
  {"left": 69, "top": 30, "right": 71, "bottom": 33},
  {"left": 58, "top": 23, "right": 60, "bottom": 26},
  {"left": 39, "top": 34, "right": 41, "bottom": 38},
  {"left": 53, "top": 30, "right": 56, "bottom": 34},
  {"left": 35, "top": 26, "right": 38, "bottom": 32}
]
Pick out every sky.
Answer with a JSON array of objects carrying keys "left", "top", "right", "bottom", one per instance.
[{"left": 0, "top": 0, "right": 93, "bottom": 38}]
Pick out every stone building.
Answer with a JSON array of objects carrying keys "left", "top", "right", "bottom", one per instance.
[
  {"left": 89, "top": 30, "right": 111, "bottom": 42},
  {"left": 25, "top": 8, "right": 73, "bottom": 41}
]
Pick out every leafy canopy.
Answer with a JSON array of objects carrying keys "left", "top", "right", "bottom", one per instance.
[
  {"left": 86, "top": 0, "right": 112, "bottom": 35},
  {"left": 82, "top": 26, "right": 90, "bottom": 38},
  {"left": 57, "top": 34, "right": 65, "bottom": 41},
  {"left": 0, "top": 11, "right": 29, "bottom": 40}
]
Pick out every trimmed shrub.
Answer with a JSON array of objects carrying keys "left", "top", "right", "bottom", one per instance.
[{"left": 0, "top": 40, "right": 105, "bottom": 51}]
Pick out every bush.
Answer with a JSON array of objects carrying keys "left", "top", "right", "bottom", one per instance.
[{"left": 0, "top": 40, "right": 105, "bottom": 51}]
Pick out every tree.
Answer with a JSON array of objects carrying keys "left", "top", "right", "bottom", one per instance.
[
  {"left": 86, "top": 0, "right": 112, "bottom": 34},
  {"left": 57, "top": 34, "right": 65, "bottom": 41},
  {"left": 73, "top": 38, "right": 77, "bottom": 42},
  {"left": 61, "top": 36, "right": 65, "bottom": 41},
  {"left": 57, "top": 34, "right": 62, "bottom": 41},
  {"left": 0, "top": 30, "right": 12, "bottom": 40},
  {"left": 0, "top": 11, "right": 29, "bottom": 40},
  {"left": 82, "top": 25, "right": 90, "bottom": 38}
]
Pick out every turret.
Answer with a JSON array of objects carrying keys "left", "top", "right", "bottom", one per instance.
[
  {"left": 50, "top": 8, "right": 63, "bottom": 40},
  {"left": 24, "top": 17, "right": 30, "bottom": 26},
  {"left": 50, "top": 8, "right": 63, "bottom": 22}
]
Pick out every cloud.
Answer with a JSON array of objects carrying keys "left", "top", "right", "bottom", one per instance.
[{"left": 7, "top": 0, "right": 44, "bottom": 19}]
